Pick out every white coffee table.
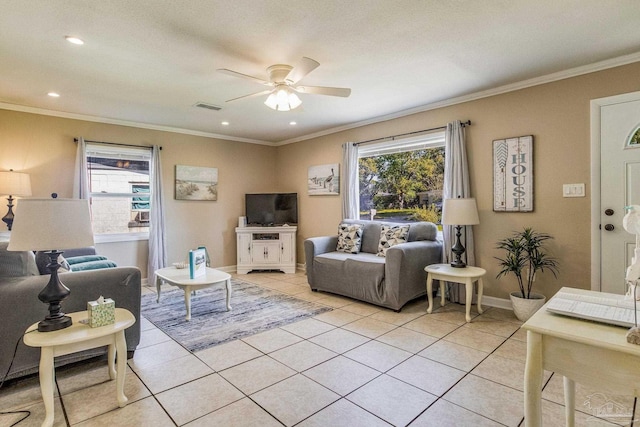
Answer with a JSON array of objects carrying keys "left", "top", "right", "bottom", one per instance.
[
  {"left": 24, "top": 308, "right": 135, "bottom": 427},
  {"left": 155, "top": 266, "right": 232, "bottom": 321},
  {"left": 425, "top": 263, "right": 485, "bottom": 322}
]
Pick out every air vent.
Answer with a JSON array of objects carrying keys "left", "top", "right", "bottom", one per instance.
[{"left": 193, "top": 102, "right": 222, "bottom": 111}]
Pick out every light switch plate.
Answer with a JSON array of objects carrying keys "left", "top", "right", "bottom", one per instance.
[{"left": 563, "top": 183, "right": 585, "bottom": 197}]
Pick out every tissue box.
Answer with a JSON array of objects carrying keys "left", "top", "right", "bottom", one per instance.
[{"left": 87, "top": 298, "right": 115, "bottom": 328}]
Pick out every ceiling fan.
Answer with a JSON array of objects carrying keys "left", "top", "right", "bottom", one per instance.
[{"left": 217, "top": 57, "right": 351, "bottom": 111}]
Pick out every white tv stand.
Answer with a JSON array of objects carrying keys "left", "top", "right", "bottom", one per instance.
[{"left": 235, "top": 226, "right": 297, "bottom": 274}]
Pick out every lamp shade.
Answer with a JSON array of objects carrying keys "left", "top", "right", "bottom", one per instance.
[
  {"left": 0, "top": 171, "right": 32, "bottom": 196},
  {"left": 441, "top": 198, "right": 480, "bottom": 226},
  {"left": 8, "top": 199, "right": 94, "bottom": 251}
]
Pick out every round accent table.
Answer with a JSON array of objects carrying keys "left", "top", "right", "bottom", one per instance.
[
  {"left": 425, "top": 263, "right": 486, "bottom": 322},
  {"left": 23, "top": 308, "right": 135, "bottom": 427}
]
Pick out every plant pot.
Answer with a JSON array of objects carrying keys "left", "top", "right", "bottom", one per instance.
[{"left": 510, "top": 291, "right": 546, "bottom": 322}]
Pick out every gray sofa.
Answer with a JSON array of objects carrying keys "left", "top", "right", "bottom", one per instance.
[
  {"left": 304, "top": 219, "right": 442, "bottom": 311},
  {"left": 0, "top": 242, "right": 141, "bottom": 380}
]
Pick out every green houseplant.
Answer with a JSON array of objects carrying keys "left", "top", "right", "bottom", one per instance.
[{"left": 495, "top": 228, "right": 559, "bottom": 321}]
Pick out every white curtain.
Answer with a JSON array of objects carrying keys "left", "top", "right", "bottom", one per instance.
[
  {"left": 342, "top": 142, "right": 359, "bottom": 219},
  {"left": 147, "top": 145, "right": 167, "bottom": 284},
  {"left": 73, "top": 137, "right": 89, "bottom": 199},
  {"left": 443, "top": 121, "right": 476, "bottom": 303}
]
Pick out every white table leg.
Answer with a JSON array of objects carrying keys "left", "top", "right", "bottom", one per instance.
[
  {"left": 107, "top": 343, "right": 116, "bottom": 380},
  {"left": 225, "top": 279, "right": 232, "bottom": 311},
  {"left": 440, "top": 281, "right": 446, "bottom": 307},
  {"left": 465, "top": 278, "right": 473, "bottom": 322},
  {"left": 115, "top": 330, "right": 128, "bottom": 408},
  {"left": 184, "top": 285, "right": 192, "bottom": 321},
  {"left": 39, "top": 347, "right": 55, "bottom": 427},
  {"left": 524, "top": 331, "right": 543, "bottom": 427},
  {"left": 476, "top": 277, "right": 484, "bottom": 314},
  {"left": 563, "top": 376, "right": 575, "bottom": 427},
  {"left": 426, "top": 274, "right": 434, "bottom": 314}
]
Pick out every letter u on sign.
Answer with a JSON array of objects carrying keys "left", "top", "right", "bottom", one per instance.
[{"left": 493, "top": 135, "right": 533, "bottom": 212}]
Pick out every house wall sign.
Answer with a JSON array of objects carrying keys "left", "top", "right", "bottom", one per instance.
[{"left": 493, "top": 135, "right": 533, "bottom": 212}]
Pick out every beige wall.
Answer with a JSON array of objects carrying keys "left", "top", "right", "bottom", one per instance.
[
  {"left": 2, "top": 61, "right": 639, "bottom": 298},
  {"left": 277, "top": 61, "right": 640, "bottom": 300},
  {"left": 0, "top": 110, "right": 278, "bottom": 277}
]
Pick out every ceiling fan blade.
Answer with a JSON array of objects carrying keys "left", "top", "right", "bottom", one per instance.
[
  {"left": 225, "top": 89, "right": 272, "bottom": 103},
  {"left": 295, "top": 85, "right": 351, "bottom": 97},
  {"left": 285, "top": 57, "right": 320, "bottom": 84},
  {"left": 217, "top": 69, "right": 271, "bottom": 86}
]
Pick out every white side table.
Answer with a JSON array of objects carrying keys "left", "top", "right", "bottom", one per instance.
[
  {"left": 425, "top": 263, "right": 485, "bottom": 322},
  {"left": 23, "top": 308, "right": 135, "bottom": 427},
  {"left": 155, "top": 266, "right": 232, "bottom": 321}
]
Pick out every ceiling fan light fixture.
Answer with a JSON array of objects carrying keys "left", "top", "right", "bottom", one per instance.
[{"left": 264, "top": 86, "right": 301, "bottom": 111}]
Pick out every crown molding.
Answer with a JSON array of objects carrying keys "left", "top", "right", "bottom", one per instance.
[
  {"left": 276, "top": 52, "right": 640, "bottom": 146},
  {"left": 0, "top": 102, "right": 272, "bottom": 146}
]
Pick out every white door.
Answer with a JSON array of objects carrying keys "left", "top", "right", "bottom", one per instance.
[{"left": 600, "top": 98, "right": 640, "bottom": 293}]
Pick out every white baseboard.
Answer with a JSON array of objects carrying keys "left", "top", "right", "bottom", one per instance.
[{"left": 481, "top": 295, "right": 513, "bottom": 311}]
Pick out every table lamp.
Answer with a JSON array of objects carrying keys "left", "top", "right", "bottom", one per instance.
[
  {"left": 0, "top": 170, "right": 32, "bottom": 231},
  {"left": 442, "top": 197, "right": 480, "bottom": 268},
  {"left": 8, "top": 199, "right": 94, "bottom": 332}
]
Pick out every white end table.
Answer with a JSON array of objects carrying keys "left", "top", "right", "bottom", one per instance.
[
  {"left": 425, "top": 263, "right": 485, "bottom": 322},
  {"left": 155, "top": 266, "right": 232, "bottom": 321},
  {"left": 23, "top": 308, "right": 135, "bottom": 427}
]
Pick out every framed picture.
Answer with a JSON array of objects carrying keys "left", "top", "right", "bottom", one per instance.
[
  {"left": 175, "top": 165, "right": 218, "bottom": 201},
  {"left": 308, "top": 163, "right": 339, "bottom": 195},
  {"left": 493, "top": 135, "right": 533, "bottom": 212}
]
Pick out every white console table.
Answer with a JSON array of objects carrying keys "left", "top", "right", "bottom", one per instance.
[{"left": 235, "top": 226, "right": 297, "bottom": 274}]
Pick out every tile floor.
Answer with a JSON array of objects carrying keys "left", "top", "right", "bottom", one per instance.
[{"left": 1, "top": 271, "right": 637, "bottom": 426}]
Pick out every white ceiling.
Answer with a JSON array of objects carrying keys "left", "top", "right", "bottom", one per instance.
[{"left": 1, "top": 1, "right": 640, "bottom": 145}]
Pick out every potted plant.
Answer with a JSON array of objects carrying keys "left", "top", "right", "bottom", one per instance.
[{"left": 495, "top": 228, "right": 559, "bottom": 321}]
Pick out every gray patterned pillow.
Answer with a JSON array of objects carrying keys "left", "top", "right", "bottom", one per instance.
[
  {"left": 377, "top": 224, "right": 410, "bottom": 257},
  {"left": 336, "top": 223, "right": 363, "bottom": 254}
]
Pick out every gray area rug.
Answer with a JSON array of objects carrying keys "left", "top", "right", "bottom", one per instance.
[{"left": 140, "top": 280, "right": 332, "bottom": 352}]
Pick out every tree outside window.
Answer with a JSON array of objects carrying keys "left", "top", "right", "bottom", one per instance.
[{"left": 358, "top": 146, "right": 444, "bottom": 223}]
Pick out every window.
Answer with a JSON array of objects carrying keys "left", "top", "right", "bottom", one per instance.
[
  {"left": 358, "top": 131, "right": 445, "bottom": 223},
  {"left": 85, "top": 144, "right": 151, "bottom": 235}
]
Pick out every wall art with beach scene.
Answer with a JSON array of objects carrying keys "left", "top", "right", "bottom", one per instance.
[
  {"left": 175, "top": 165, "right": 218, "bottom": 201},
  {"left": 308, "top": 163, "right": 339, "bottom": 195}
]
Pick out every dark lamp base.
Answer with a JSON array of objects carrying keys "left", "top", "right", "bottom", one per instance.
[
  {"left": 450, "top": 260, "right": 467, "bottom": 268},
  {"left": 38, "top": 315, "right": 72, "bottom": 332}
]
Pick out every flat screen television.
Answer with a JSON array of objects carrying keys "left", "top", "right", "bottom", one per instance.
[{"left": 245, "top": 193, "right": 298, "bottom": 226}]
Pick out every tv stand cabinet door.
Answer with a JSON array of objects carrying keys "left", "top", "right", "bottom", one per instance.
[{"left": 237, "top": 232, "right": 252, "bottom": 273}]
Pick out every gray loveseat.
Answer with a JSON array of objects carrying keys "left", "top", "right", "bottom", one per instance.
[
  {"left": 0, "top": 242, "right": 141, "bottom": 380},
  {"left": 304, "top": 219, "right": 442, "bottom": 311}
]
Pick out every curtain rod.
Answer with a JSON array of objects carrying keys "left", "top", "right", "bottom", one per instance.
[
  {"left": 354, "top": 120, "right": 471, "bottom": 146},
  {"left": 74, "top": 138, "right": 162, "bottom": 150}
]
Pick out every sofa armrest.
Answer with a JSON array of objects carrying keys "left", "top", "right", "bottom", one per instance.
[
  {"left": 385, "top": 240, "right": 443, "bottom": 308},
  {"left": 304, "top": 236, "right": 338, "bottom": 286},
  {"left": 0, "top": 267, "right": 141, "bottom": 379}
]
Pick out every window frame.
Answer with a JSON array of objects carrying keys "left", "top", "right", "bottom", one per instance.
[
  {"left": 357, "top": 130, "right": 446, "bottom": 222},
  {"left": 85, "top": 143, "right": 152, "bottom": 242}
]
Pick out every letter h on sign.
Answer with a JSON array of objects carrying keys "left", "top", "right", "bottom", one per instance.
[{"left": 493, "top": 135, "right": 533, "bottom": 212}]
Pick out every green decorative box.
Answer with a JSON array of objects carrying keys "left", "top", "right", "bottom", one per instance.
[{"left": 87, "top": 297, "right": 115, "bottom": 328}]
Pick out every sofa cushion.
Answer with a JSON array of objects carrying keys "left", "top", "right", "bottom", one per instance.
[
  {"left": 0, "top": 242, "right": 39, "bottom": 277},
  {"left": 336, "top": 223, "right": 363, "bottom": 254},
  {"left": 377, "top": 224, "right": 410, "bottom": 257},
  {"left": 314, "top": 251, "right": 385, "bottom": 298}
]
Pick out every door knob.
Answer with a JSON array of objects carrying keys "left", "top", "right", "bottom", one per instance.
[
  {"left": 604, "top": 224, "right": 615, "bottom": 231},
  {"left": 605, "top": 209, "right": 614, "bottom": 216}
]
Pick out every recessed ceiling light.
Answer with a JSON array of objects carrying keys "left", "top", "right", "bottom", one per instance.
[
  {"left": 65, "top": 36, "right": 84, "bottom": 45},
  {"left": 289, "top": 121, "right": 297, "bottom": 126},
  {"left": 221, "top": 121, "right": 229, "bottom": 126},
  {"left": 47, "top": 92, "right": 60, "bottom": 98}
]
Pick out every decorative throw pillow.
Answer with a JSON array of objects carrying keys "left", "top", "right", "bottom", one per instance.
[
  {"left": 377, "top": 224, "right": 410, "bottom": 257},
  {"left": 336, "top": 223, "right": 363, "bottom": 254},
  {"left": 35, "top": 251, "right": 72, "bottom": 275}
]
